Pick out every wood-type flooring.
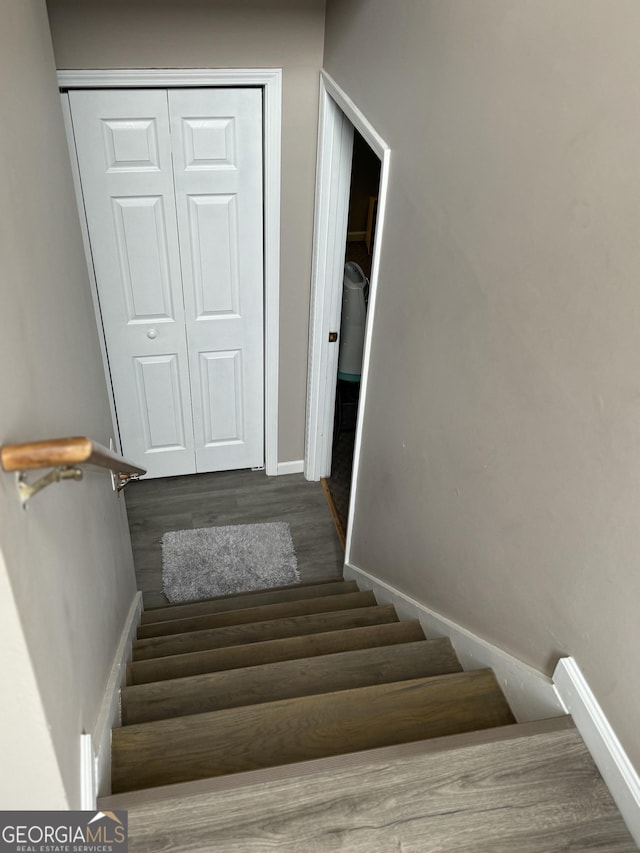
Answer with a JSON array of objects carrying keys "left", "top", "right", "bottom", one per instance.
[
  {"left": 125, "top": 469, "right": 344, "bottom": 608},
  {"left": 105, "top": 719, "right": 637, "bottom": 852}
]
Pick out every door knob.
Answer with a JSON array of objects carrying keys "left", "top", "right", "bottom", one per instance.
[{"left": 147, "top": 329, "right": 158, "bottom": 340}]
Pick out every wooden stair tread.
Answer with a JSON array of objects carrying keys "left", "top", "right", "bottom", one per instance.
[
  {"left": 121, "top": 638, "right": 463, "bottom": 724},
  {"left": 128, "top": 620, "right": 426, "bottom": 685},
  {"left": 137, "top": 590, "right": 376, "bottom": 639},
  {"left": 111, "top": 669, "right": 516, "bottom": 793},
  {"left": 132, "top": 604, "right": 399, "bottom": 661},
  {"left": 104, "top": 719, "right": 637, "bottom": 852},
  {"left": 140, "top": 580, "right": 357, "bottom": 624}
]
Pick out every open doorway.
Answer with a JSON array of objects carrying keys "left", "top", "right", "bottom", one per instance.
[
  {"left": 325, "top": 132, "right": 381, "bottom": 542},
  {"left": 305, "top": 72, "right": 390, "bottom": 562}
]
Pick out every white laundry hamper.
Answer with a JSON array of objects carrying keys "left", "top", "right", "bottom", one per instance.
[{"left": 338, "top": 262, "right": 368, "bottom": 381}]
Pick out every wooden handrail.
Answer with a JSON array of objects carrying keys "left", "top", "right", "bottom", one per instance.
[
  {"left": 0, "top": 436, "right": 146, "bottom": 476},
  {"left": 1, "top": 437, "right": 146, "bottom": 506}
]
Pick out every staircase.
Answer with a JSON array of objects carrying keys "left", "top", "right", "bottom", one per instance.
[{"left": 103, "top": 578, "right": 637, "bottom": 851}]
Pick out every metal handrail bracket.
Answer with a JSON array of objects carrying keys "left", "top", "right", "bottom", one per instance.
[
  {"left": 116, "top": 472, "right": 141, "bottom": 494},
  {"left": 16, "top": 467, "right": 84, "bottom": 508}
]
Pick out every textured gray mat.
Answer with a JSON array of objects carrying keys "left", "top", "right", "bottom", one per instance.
[{"left": 162, "top": 522, "right": 299, "bottom": 603}]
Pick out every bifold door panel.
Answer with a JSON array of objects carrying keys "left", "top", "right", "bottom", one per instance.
[
  {"left": 69, "top": 88, "right": 264, "bottom": 478},
  {"left": 168, "top": 90, "right": 264, "bottom": 473}
]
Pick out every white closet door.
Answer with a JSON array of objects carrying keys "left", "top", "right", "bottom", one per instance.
[
  {"left": 169, "top": 89, "right": 264, "bottom": 472},
  {"left": 69, "top": 89, "right": 196, "bottom": 478}
]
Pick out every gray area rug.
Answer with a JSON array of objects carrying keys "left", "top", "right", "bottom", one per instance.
[{"left": 161, "top": 522, "right": 299, "bottom": 603}]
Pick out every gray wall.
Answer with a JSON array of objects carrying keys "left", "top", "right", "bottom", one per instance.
[
  {"left": 0, "top": 0, "right": 137, "bottom": 807},
  {"left": 46, "top": 0, "right": 327, "bottom": 464},
  {"left": 325, "top": 0, "right": 640, "bottom": 771}
]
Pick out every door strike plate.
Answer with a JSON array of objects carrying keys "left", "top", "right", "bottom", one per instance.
[{"left": 329, "top": 331, "right": 338, "bottom": 343}]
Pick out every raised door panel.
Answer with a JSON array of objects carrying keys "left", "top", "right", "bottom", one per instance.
[
  {"left": 169, "top": 89, "right": 264, "bottom": 473},
  {"left": 111, "top": 195, "right": 175, "bottom": 322},
  {"left": 187, "top": 194, "right": 240, "bottom": 318},
  {"left": 69, "top": 90, "right": 195, "bottom": 478},
  {"left": 199, "top": 350, "right": 244, "bottom": 445},
  {"left": 134, "top": 355, "right": 189, "bottom": 452}
]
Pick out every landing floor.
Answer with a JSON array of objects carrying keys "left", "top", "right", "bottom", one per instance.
[{"left": 125, "top": 469, "right": 344, "bottom": 608}]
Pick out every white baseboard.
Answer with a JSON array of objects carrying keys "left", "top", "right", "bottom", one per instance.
[
  {"left": 80, "top": 591, "right": 143, "bottom": 806},
  {"left": 79, "top": 733, "right": 95, "bottom": 810},
  {"left": 344, "top": 562, "right": 640, "bottom": 845},
  {"left": 343, "top": 562, "right": 564, "bottom": 722},
  {"left": 553, "top": 658, "right": 640, "bottom": 847},
  {"left": 276, "top": 460, "right": 304, "bottom": 476}
]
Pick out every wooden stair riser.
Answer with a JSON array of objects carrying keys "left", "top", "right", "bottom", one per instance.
[
  {"left": 127, "top": 620, "right": 426, "bottom": 685},
  {"left": 100, "top": 717, "right": 578, "bottom": 809},
  {"left": 137, "top": 590, "right": 377, "bottom": 639},
  {"left": 111, "top": 669, "right": 515, "bottom": 793},
  {"left": 132, "top": 604, "right": 399, "bottom": 662},
  {"left": 121, "top": 638, "right": 463, "bottom": 724},
  {"left": 140, "top": 580, "right": 358, "bottom": 624}
]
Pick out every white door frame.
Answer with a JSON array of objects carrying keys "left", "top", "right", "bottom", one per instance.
[
  {"left": 305, "top": 71, "right": 390, "bottom": 561},
  {"left": 58, "top": 68, "right": 282, "bottom": 477}
]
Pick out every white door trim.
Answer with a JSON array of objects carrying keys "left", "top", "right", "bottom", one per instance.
[
  {"left": 58, "top": 68, "right": 282, "bottom": 476},
  {"left": 305, "top": 71, "right": 391, "bottom": 566}
]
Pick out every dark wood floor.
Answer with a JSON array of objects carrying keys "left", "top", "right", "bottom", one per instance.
[{"left": 125, "top": 470, "right": 344, "bottom": 608}]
